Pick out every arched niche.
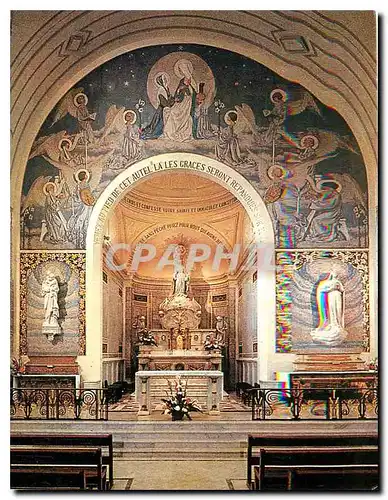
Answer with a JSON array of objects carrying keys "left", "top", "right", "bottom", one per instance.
[{"left": 83, "top": 153, "right": 275, "bottom": 385}]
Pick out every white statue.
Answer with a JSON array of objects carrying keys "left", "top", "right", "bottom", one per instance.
[
  {"left": 215, "top": 316, "right": 227, "bottom": 343},
  {"left": 310, "top": 271, "right": 348, "bottom": 346},
  {"left": 173, "top": 267, "right": 190, "bottom": 296},
  {"left": 42, "top": 272, "right": 61, "bottom": 341}
]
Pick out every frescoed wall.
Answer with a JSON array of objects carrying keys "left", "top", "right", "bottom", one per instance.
[
  {"left": 20, "top": 44, "right": 368, "bottom": 252},
  {"left": 12, "top": 11, "right": 376, "bottom": 383}
]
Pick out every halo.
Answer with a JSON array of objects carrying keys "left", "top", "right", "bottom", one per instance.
[
  {"left": 41, "top": 262, "right": 67, "bottom": 283},
  {"left": 174, "top": 59, "right": 193, "bottom": 79},
  {"left": 43, "top": 181, "right": 57, "bottom": 196},
  {"left": 224, "top": 110, "right": 238, "bottom": 125},
  {"left": 300, "top": 134, "right": 319, "bottom": 150},
  {"left": 306, "top": 258, "right": 347, "bottom": 282},
  {"left": 123, "top": 109, "right": 137, "bottom": 124},
  {"left": 74, "top": 168, "right": 90, "bottom": 183},
  {"left": 267, "top": 164, "right": 288, "bottom": 181},
  {"left": 146, "top": 52, "right": 215, "bottom": 109},
  {"left": 58, "top": 138, "right": 72, "bottom": 151},
  {"left": 73, "top": 92, "right": 88, "bottom": 106},
  {"left": 316, "top": 179, "right": 342, "bottom": 193},
  {"left": 270, "top": 88, "right": 287, "bottom": 103}
]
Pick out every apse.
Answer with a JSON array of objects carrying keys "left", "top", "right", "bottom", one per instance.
[{"left": 101, "top": 170, "right": 257, "bottom": 388}]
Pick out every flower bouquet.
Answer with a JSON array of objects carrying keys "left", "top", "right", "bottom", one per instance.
[{"left": 161, "top": 376, "right": 203, "bottom": 421}]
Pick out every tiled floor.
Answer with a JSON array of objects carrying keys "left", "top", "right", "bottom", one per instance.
[{"left": 113, "top": 459, "right": 249, "bottom": 490}]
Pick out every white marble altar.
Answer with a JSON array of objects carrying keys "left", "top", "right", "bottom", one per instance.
[
  {"left": 135, "top": 370, "right": 224, "bottom": 415},
  {"left": 137, "top": 348, "right": 222, "bottom": 371}
]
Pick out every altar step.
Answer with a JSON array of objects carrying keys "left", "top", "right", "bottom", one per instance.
[
  {"left": 110, "top": 392, "right": 250, "bottom": 413},
  {"left": 11, "top": 419, "right": 378, "bottom": 461}
]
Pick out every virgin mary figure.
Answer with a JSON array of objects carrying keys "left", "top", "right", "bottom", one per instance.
[
  {"left": 173, "top": 267, "right": 190, "bottom": 296},
  {"left": 162, "top": 59, "right": 197, "bottom": 142},
  {"left": 42, "top": 272, "right": 62, "bottom": 340},
  {"left": 310, "top": 272, "right": 348, "bottom": 346}
]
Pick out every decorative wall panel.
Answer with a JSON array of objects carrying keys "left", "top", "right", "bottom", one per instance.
[
  {"left": 20, "top": 253, "right": 85, "bottom": 356},
  {"left": 276, "top": 250, "right": 369, "bottom": 353}
]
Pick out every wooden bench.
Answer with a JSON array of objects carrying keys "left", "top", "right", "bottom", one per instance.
[
  {"left": 11, "top": 467, "right": 87, "bottom": 490},
  {"left": 247, "top": 434, "right": 378, "bottom": 488},
  {"left": 287, "top": 466, "right": 379, "bottom": 491},
  {"left": 253, "top": 448, "right": 379, "bottom": 491},
  {"left": 11, "top": 433, "right": 114, "bottom": 489},
  {"left": 10, "top": 446, "right": 107, "bottom": 490}
]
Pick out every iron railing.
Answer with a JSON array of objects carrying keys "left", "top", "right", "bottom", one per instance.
[
  {"left": 248, "top": 387, "right": 378, "bottom": 421},
  {"left": 10, "top": 388, "right": 108, "bottom": 420},
  {"left": 10, "top": 386, "right": 378, "bottom": 421}
]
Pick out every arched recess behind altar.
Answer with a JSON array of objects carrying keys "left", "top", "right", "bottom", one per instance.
[{"left": 84, "top": 153, "right": 275, "bottom": 384}]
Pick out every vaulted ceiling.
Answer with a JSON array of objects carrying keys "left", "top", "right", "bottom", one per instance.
[{"left": 107, "top": 171, "right": 254, "bottom": 279}]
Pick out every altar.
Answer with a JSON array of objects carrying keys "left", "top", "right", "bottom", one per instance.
[
  {"left": 135, "top": 370, "right": 224, "bottom": 415},
  {"left": 138, "top": 348, "right": 222, "bottom": 371},
  {"left": 133, "top": 261, "right": 227, "bottom": 414},
  {"left": 137, "top": 328, "right": 223, "bottom": 371}
]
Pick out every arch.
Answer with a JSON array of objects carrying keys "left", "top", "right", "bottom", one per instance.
[
  {"left": 81, "top": 153, "right": 275, "bottom": 385},
  {"left": 11, "top": 13, "right": 377, "bottom": 366}
]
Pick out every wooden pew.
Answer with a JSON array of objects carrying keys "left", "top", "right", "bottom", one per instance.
[
  {"left": 11, "top": 467, "right": 87, "bottom": 490},
  {"left": 247, "top": 434, "right": 378, "bottom": 488},
  {"left": 10, "top": 446, "right": 107, "bottom": 490},
  {"left": 287, "top": 466, "right": 379, "bottom": 491},
  {"left": 11, "top": 433, "right": 113, "bottom": 489},
  {"left": 253, "top": 448, "right": 379, "bottom": 491}
]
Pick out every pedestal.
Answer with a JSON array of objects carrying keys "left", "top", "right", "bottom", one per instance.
[
  {"left": 42, "top": 324, "right": 62, "bottom": 341},
  {"left": 293, "top": 354, "right": 367, "bottom": 372}
]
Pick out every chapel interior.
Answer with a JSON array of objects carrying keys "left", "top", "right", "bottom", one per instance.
[{"left": 10, "top": 10, "right": 378, "bottom": 492}]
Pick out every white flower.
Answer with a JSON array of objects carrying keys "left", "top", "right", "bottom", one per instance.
[
  {"left": 174, "top": 405, "right": 181, "bottom": 411},
  {"left": 138, "top": 108, "right": 143, "bottom": 113}
]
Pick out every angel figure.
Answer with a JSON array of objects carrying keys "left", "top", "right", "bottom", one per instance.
[
  {"left": 122, "top": 110, "right": 142, "bottom": 161},
  {"left": 262, "top": 88, "right": 321, "bottom": 144},
  {"left": 215, "top": 110, "right": 245, "bottom": 165},
  {"left": 50, "top": 87, "right": 96, "bottom": 144},
  {"left": 301, "top": 177, "right": 349, "bottom": 243},
  {"left": 283, "top": 130, "right": 360, "bottom": 175},
  {"left": 66, "top": 169, "right": 95, "bottom": 248},
  {"left": 58, "top": 136, "right": 84, "bottom": 166},
  {"left": 74, "top": 92, "right": 96, "bottom": 144},
  {"left": 41, "top": 180, "right": 68, "bottom": 243}
]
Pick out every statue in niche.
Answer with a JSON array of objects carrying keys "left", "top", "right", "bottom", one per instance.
[
  {"left": 42, "top": 272, "right": 62, "bottom": 341},
  {"left": 173, "top": 266, "right": 190, "bottom": 296},
  {"left": 310, "top": 272, "right": 348, "bottom": 346},
  {"left": 215, "top": 316, "right": 228, "bottom": 344}
]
